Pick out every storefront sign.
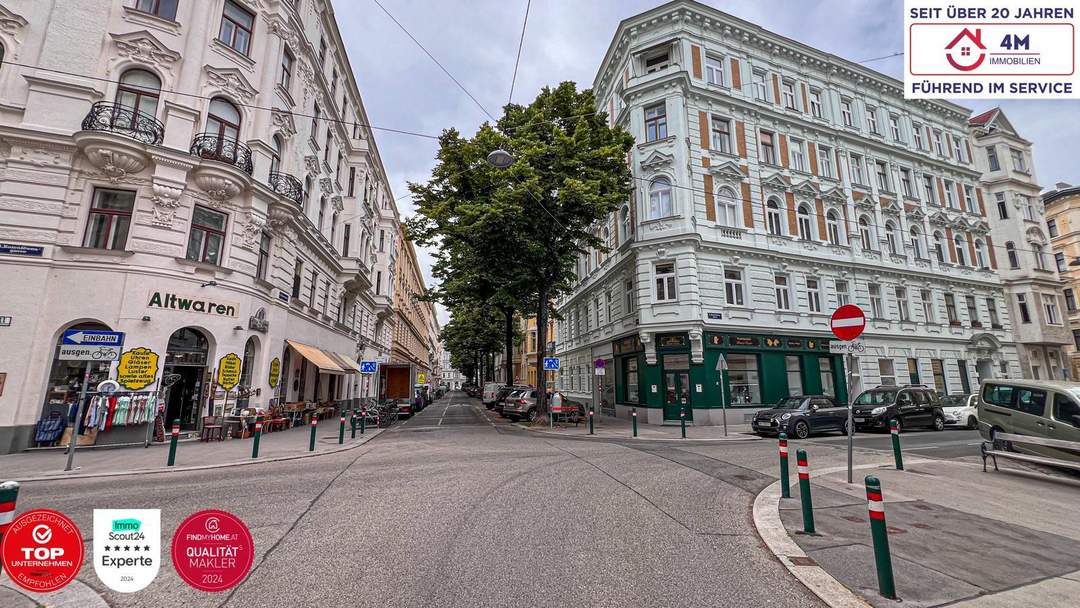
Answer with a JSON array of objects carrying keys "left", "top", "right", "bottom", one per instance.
[
  {"left": 268, "top": 357, "right": 281, "bottom": 388},
  {"left": 658, "top": 334, "right": 687, "bottom": 347},
  {"left": 217, "top": 353, "right": 242, "bottom": 390},
  {"left": 708, "top": 335, "right": 723, "bottom": 346},
  {"left": 147, "top": 291, "right": 240, "bottom": 318},
  {"left": 765, "top": 337, "right": 782, "bottom": 347},
  {"left": 613, "top": 335, "right": 642, "bottom": 354},
  {"left": 0, "top": 243, "right": 44, "bottom": 257},
  {"left": 0, "top": 509, "right": 85, "bottom": 592},
  {"left": 116, "top": 348, "right": 160, "bottom": 390},
  {"left": 171, "top": 510, "right": 253, "bottom": 592},
  {"left": 417, "top": 373, "right": 427, "bottom": 384},
  {"left": 248, "top": 308, "right": 269, "bottom": 333},
  {"left": 787, "top": 339, "right": 803, "bottom": 349},
  {"left": 730, "top": 336, "right": 760, "bottom": 347},
  {"left": 93, "top": 509, "right": 161, "bottom": 593}
]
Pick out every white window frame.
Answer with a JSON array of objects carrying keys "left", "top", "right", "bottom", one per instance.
[
  {"left": 826, "top": 210, "right": 841, "bottom": 245},
  {"left": 818, "top": 145, "right": 834, "bottom": 178},
  {"left": 809, "top": 89, "right": 823, "bottom": 118},
  {"left": 781, "top": 80, "right": 797, "bottom": 110},
  {"left": 724, "top": 268, "right": 745, "bottom": 306},
  {"left": 705, "top": 54, "right": 726, "bottom": 86},
  {"left": 710, "top": 115, "right": 732, "bottom": 154},
  {"left": 866, "top": 106, "right": 879, "bottom": 134},
  {"left": 790, "top": 138, "right": 806, "bottom": 172},
  {"left": 895, "top": 286, "right": 910, "bottom": 321},
  {"left": 869, "top": 283, "right": 883, "bottom": 318},
  {"left": 944, "top": 180, "right": 957, "bottom": 208},
  {"left": 775, "top": 274, "right": 792, "bottom": 310},
  {"left": 648, "top": 177, "right": 673, "bottom": 219},
  {"left": 889, "top": 114, "right": 902, "bottom": 141},
  {"left": 753, "top": 69, "right": 768, "bottom": 101},
  {"left": 921, "top": 288, "right": 935, "bottom": 322},
  {"left": 797, "top": 204, "right": 813, "bottom": 240},
  {"left": 850, "top": 153, "right": 865, "bottom": 184},
  {"left": 913, "top": 124, "right": 924, "bottom": 150},
  {"left": 900, "top": 168, "right": 914, "bottom": 198},
  {"left": 806, "top": 277, "right": 822, "bottom": 313},
  {"left": 766, "top": 199, "right": 784, "bottom": 235},
  {"left": 1043, "top": 293, "right": 1062, "bottom": 325},
  {"left": 841, "top": 99, "right": 854, "bottom": 126},
  {"left": 716, "top": 186, "right": 739, "bottom": 228},
  {"left": 835, "top": 279, "right": 851, "bottom": 306},
  {"left": 655, "top": 262, "right": 677, "bottom": 302}
]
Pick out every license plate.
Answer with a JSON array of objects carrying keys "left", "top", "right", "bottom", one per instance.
[{"left": 855, "top": 417, "right": 866, "bottom": 423}]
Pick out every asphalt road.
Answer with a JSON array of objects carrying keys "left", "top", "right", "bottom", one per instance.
[{"left": 802, "top": 426, "right": 984, "bottom": 460}]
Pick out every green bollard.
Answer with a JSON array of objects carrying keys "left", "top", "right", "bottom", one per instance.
[
  {"left": 865, "top": 475, "right": 898, "bottom": 599},
  {"left": 309, "top": 416, "right": 317, "bottom": 451},
  {"left": 796, "top": 448, "right": 815, "bottom": 534},
  {"left": 338, "top": 415, "right": 345, "bottom": 445},
  {"left": 251, "top": 420, "right": 262, "bottom": 459},
  {"left": 1, "top": 480, "right": 21, "bottom": 542},
  {"left": 889, "top": 420, "right": 904, "bottom": 471},
  {"left": 680, "top": 408, "right": 686, "bottom": 439},
  {"left": 632, "top": 408, "right": 638, "bottom": 438},
  {"left": 360, "top": 409, "right": 366, "bottom": 435},
  {"left": 166, "top": 419, "right": 180, "bottom": 467},
  {"left": 588, "top": 409, "right": 595, "bottom": 435},
  {"left": 779, "top": 433, "right": 791, "bottom": 499},
  {"left": 351, "top": 410, "right": 357, "bottom": 439}
]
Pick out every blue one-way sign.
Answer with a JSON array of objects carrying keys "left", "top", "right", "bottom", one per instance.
[
  {"left": 62, "top": 329, "right": 125, "bottom": 346},
  {"left": 543, "top": 357, "right": 560, "bottom": 371},
  {"left": 360, "top": 361, "right": 378, "bottom": 374}
]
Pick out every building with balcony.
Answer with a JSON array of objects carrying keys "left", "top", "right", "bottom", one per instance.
[
  {"left": 1042, "top": 183, "right": 1080, "bottom": 379},
  {"left": 970, "top": 109, "right": 1070, "bottom": 380},
  {"left": 554, "top": 0, "right": 1022, "bottom": 426},
  {"left": 381, "top": 223, "right": 439, "bottom": 397},
  {"left": 0, "top": 0, "right": 401, "bottom": 452}
]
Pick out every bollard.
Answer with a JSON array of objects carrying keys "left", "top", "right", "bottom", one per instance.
[
  {"left": 588, "top": 409, "right": 595, "bottom": 435},
  {"left": 360, "top": 409, "right": 367, "bottom": 435},
  {"left": 865, "top": 475, "right": 898, "bottom": 599},
  {"left": 631, "top": 408, "right": 638, "bottom": 438},
  {"left": 338, "top": 415, "right": 346, "bottom": 445},
  {"left": 889, "top": 420, "right": 904, "bottom": 471},
  {"left": 796, "top": 448, "right": 815, "bottom": 534},
  {"left": 251, "top": 420, "right": 262, "bottom": 459},
  {"left": 0, "top": 480, "right": 20, "bottom": 542},
  {"left": 680, "top": 408, "right": 686, "bottom": 439},
  {"left": 779, "top": 433, "right": 791, "bottom": 499},
  {"left": 350, "top": 410, "right": 357, "bottom": 439},
  {"left": 309, "top": 416, "right": 318, "bottom": 452},
  {"left": 166, "top": 419, "right": 180, "bottom": 467}
]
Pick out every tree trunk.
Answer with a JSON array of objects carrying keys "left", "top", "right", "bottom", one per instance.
[
  {"left": 535, "top": 283, "right": 549, "bottom": 415},
  {"left": 503, "top": 307, "right": 515, "bottom": 386}
]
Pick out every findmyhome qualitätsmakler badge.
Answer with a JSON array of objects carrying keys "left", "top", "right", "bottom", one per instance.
[{"left": 93, "top": 509, "right": 161, "bottom": 592}]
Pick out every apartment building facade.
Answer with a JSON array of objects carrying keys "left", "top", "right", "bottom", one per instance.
[
  {"left": 384, "top": 224, "right": 439, "bottom": 392},
  {"left": 1042, "top": 183, "right": 1080, "bottom": 379},
  {"left": 0, "top": 0, "right": 402, "bottom": 452},
  {"left": 555, "top": 0, "right": 1021, "bottom": 425},
  {"left": 969, "top": 108, "right": 1070, "bottom": 380}
]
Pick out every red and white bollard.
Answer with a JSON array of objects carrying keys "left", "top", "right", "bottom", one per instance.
[
  {"left": 0, "top": 480, "right": 19, "bottom": 540},
  {"left": 778, "top": 433, "right": 790, "bottom": 498}
]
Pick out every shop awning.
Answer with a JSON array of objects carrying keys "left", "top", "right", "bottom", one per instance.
[
  {"left": 325, "top": 351, "right": 361, "bottom": 375},
  {"left": 285, "top": 340, "right": 349, "bottom": 375},
  {"left": 333, "top": 352, "right": 364, "bottom": 374}
]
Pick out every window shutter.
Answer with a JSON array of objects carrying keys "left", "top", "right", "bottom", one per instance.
[
  {"left": 704, "top": 173, "right": 716, "bottom": 222},
  {"left": 741, "top": 182, "right": 754, "bottom": 228},
  {"left": 785, "top": 192, "right": 798, "bottom": 234},
  {"left": 815, "top": 198, "right": 827, "bottom": 240},
  {"left": 944, "top": 227, "right": 957, "bottom": 262},
  {"left": 975, "top": 188, "right": 986, "bottom": 216},
  {"left": 808, "top": 142, "right": 818, "bottom": 175},
  {"left": 699, "top": 111, "right": 709, "bottom": 150},
  {"left": 735, "top": 121, "right": 747, "bottom": 158},
  {"left": 779, "top": 134, "right": 790, "bottom": 169},
  {"left": 730, "top": 58, "right": 741, "bottom": 89},
  {"left": 985, "top": 235, "right": 998, "bottom": 269},
  {"left": 691, "top": 45, "right": 703, "bottom": 79}
]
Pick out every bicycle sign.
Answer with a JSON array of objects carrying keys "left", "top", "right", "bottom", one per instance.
[
  {"left": 543, "top": 357, "right": 560, "bottom": 371},
  {"left": 58, "top": 344, "right": 122, "bottom": 361}
]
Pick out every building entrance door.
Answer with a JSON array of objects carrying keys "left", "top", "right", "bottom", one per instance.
[
  {"left": 663, "top": 370, "right": 692, "bottom": 422},
  {"left": 164, "top": 327, "right": 209, "bottom": 430}
]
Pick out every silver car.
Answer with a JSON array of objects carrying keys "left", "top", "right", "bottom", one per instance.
[{"left": 502, "top": 389, "right": 538, "bottom": 422}]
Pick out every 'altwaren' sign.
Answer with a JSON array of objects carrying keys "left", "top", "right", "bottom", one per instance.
[{"left": 147, "top": 291, "right": 240, "bottom": 318}]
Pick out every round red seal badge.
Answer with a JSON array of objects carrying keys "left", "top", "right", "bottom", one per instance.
[
  {"left": 0, "top": 509, "right": 85, "bottom": 592},
  {"left": 171, "top": 509, "right": 254, "bottom": 592}
]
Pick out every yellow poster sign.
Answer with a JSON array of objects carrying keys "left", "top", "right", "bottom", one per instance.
[
  {"left": 417, "top": 373, "right": 427, "bottom": 384},
  {"left": 217, "top": 353, "right": 242, "bottom": 390},
  {"left": 116, "top": 347, "right": 160, "bottom": 390},
  {"left": 268, "top": 357, "right": 281, "bottom": 389}
]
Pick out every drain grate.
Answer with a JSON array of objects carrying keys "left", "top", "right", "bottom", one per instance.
[{"left": 788, "top": 556, "right": 817, "bottom": 566}]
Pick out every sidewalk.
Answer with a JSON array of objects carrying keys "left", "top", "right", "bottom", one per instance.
[
  {"left": 514, "top": 410, "right": 761, "bottom": 441},
  {"left": 776, "top": 458, "right": 1080, "bottom": 607},
  {"left": 0, "top": 417, "right": 383, "bottom": 482}
]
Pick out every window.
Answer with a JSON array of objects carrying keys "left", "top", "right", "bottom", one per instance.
[
  {"left": 889, "top": 114, "right": 902, "bottom": 141},
  {"left": 348, "top": 166, "right": 357, "bottom": 197},
  {"left": 943, "top": 180, "right": 957, "bottom": 208},
  {"left": 954, "top": 235, "right": 967, "bottom": 266},
  {"left": 995, "top": 192, "right": 1009, "bottom": 219},
  {"left": 705, "top": 55, "right": 725, "bottom": 85},
  {"left": 318, "top": 37, "right": 327, "bottom": 64},
  {"left": 818, "top": 357, "right": 836, "bottom": 397},
  {"left": 885, "top": 221, "right": 900, "bottom": 255},
  {"left": 1017, "top": 293, "right": 1031, "bottom": 323},
  {"left": 710, "top": 116, "right": 732, "bottom": 154},
  {"left": 655, "top": 263, "right": 677, "bottom": 302},
  {"left": 255, "top": 231, "right": 271, "bottom": 279},
  {"left": 900, "top": 168, "right": 914, "bottom": 197},
  {"left": 973, "top": 240, "right": 986, "bottom": 268},
  {"left": 781, "top": 80, "right": 797, "bottom": 109},
  {"left": 625, "top": 358, "right": 640, "bottom": 403},
  {"left": 1020, "top": 195, "right": 1035, "bottom": 221},
  {"left": 953, "top": 137, "right": 965, "bottom": 161},
  {"left": 1048, "top": 219, "right": 1058, "bottom": 238},
  {"left": 268, "top": 135, "right": 284, "bottom": 176},
  {"left": 766, "top": 199, "right": 783, "bottom": 235},
  {"left": 965, "top": 295, "right": 980, "bottom": 326},
  {"left": 724, "top": 268, "right": 744, "bottom": 306},
  {"left": 934, "top": 231, "right": 946, "bottom": 263},
  {"left": 806, "top": 278, "right": 822, "bottom": 313},
  {"left": 849, "top": 153, "right": 865, "bottom": 184},
  {"left": 869, "top": 283, "right": 883, "bottom": 318},
  {"left": 790, "top": 139, "right": 807, "bottom": 172},
  {"left": 775, "top": 275, "right": 791, "bottom": 310},
  {"left": 1043, "top": 293, "right": 1062, "bottom": 325},
  {"left": 878, "top": 359, "right": 896, "bottom": 386},
  {"left": 716, "top": 186, "right": 739, "bottom": 227},
  {"left": 786, "top": 356, "right": 803, "bottom": 394},
  {"left": 1006, "top": 241, "right": 1019, "bottom": 268},
  {"left": 625, "top": 280, "right": 634, "bottom": 314},
  {"left": 115, "top": 69, "right": 161, "bottom": 122},
  {"left": 621, "top": 205, "right": 633, "bottom": 240},
  {"left": 859, "top": 216, "right": 874, "bottom": 250},
  {"left": 760, "top": 130, "right": 776, "bottom": 165},
  {"left": 957, "top": 360, "right": 971, "bottom": 393},
  {"left": 818, "top": 145, "right": 834, "bottom": 178},
  {"left": 923, "top": 175, "right": 937, "bottom": 204},
  {"left": 866, "top": 106, "right": 879, "bottom": 134},
  {"left": 83, "top": 188, "right": 135, "bottom": 250},
  {"left": 986, "top": 146, "right": 1001, "bottom": 171},
  {"left": 292, "top": 260, "right": 303, "bottom": 298},
  {"left": 318, "top": 196, "right": 326, "bottom": 232},
  {"left": 342, "top": 223, "right": 351, "bottom": 257},
  {"left": 644, "top": 50, "right": 669, "bottom": 73},
  {"left": 330, "top": 68, "right": 338, "bottom": 98},
  {"left": 987, "top": 297, "right": 1000, "bottom": 326},
  {"left": 1010, "top": 148, "right": 1027, "bottom": 172},
  {"left": 134, "top": 0, "right": 178, "bottom": 20},
  {"left": 907, "top": 358, "right": 921, "bottom": 384},
  {"left": 1056, "top": 252, "right": 1067, "bottom": 273},
  {"left": 186, "top": 206, "right": 228, "bottom": 265},
  {"left": 206, "top": 97, "right": 241, "bottom": 142},
  {"left": 963, "top": 185, "right": 975, "bottom": 210},
  {"left": 835, "top": 280, "right": 850, "bottom": 306},
  {"left": 826, "top": 210, "right": 841, "bottom": 245},
  {"left": 323, "top": 127, "right": 332, "bottom": 163},
  {"left": 322, "top": 279, "right": 330, "bottom": 314},
  {"left": 913, "top": 123, "right": 924, "bottom": 149},
  {"left": 945, "top": 293, "right": 958, "bottom": 323},
  {"left": 1053, "top": 394, "right": 1080, "bottom": 427},
  {"left": 910, "top": 227, "right": 924, "bottom": 259},
  {"left": 753, "top": 69, "right": 768, "bottom": 101},
  {"left": 308, "top": 269, "right": 318, "bottom": 306},
  {"left": 1067, "top": 288, "right": 1077, "bottom": 312},
  {"left": 932, "top": 359, "right": 947, "bottom": 394},
  {"left": 1033, "top": 244, "right": 1048, "bottom": 270},
  {"left": 797, "top": 204, "right": 813, "bottom": 240},
  {"left": 379, "top": 230, "right": 386, "bottom": 252},
  {"left": 648, "top": 177, "right": 673, "bottom": 219},
  {"left": 933, "top": 129, "right": 945, "bottom": 155},
  {"left": 841, "top": 98, "right": 854, "bottom": 126},
  {"left": 218, "top": 0, "right": 254, "bottom": 55},
  {"left": 921, "top": 289, "right": 935, "bottom": 322},
  {"left": 644, "top": 103, "right": 667, "bottom": 142},
  {"left": 375, "top": 271, "right": 382, "bottom": 295},
  {"left": 280, "top": 47, "right": 294, "bottom": 90},
  {"left": 809, "top": 89, "right": 822, "bottom": 118}
]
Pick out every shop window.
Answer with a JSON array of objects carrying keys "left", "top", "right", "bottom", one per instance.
[
  {"left": 41, "top": 322, "right": 112, "bottom": 422},
  {"left": 84, "top": 188, "right": 135, "bottom": 250},
  {"left": 878, "top": 359, "right": 896, "bottom": 386},
  {"left": 728, "top": 353, "right": 761, "bottom": 405},
  {"left": 932, "top": 359, "right": 947, "bottom": 394},
  {"left": 185, "top": 205, "right": 228, "bottom": 265},
  {"left": 819, "top": 357, "right": 835, "bottom": 397},
  {"left": 785, "top": 355, "right": 803, "bottom": 395}
]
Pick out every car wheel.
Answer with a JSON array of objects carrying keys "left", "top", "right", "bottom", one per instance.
[
  {"left": 966, "top": 416, "right": 977, "bottom": 430},
  {"left": 793, "top": 420, "right": 810, "bottom": 439},
  {"left": 527, "top": 408, "right": 538, "bottom": 422},
  {"left": 932, "top": 415, "right": 945, "bottom": 432},
  {"left": 841, "top": 419, "right": 851, "bottom": 436}
]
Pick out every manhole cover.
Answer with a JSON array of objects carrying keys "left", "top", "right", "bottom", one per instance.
[{"left": 789, "top": 556, "right": 817, "bottom": 566}]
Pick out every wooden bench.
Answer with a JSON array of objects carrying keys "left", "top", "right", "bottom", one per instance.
[{"left": 981, "top": 432, "right": 1080, "bottom": 473}]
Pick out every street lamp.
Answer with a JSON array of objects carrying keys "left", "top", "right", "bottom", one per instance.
[{"left": 486, "top": 148, "right": 514, "bottom": 169}]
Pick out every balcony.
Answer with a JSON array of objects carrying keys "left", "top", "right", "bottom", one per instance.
[
  {"left": 81, "top": 102, "right": 164, "bottom": 145},
  {"left": 268, "top": 172, "right": 304, "bottom": 206},
  {"left": 190, "top": 133, "right": 254, "bottom": 175}
]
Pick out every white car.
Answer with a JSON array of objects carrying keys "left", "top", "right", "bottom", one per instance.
[
  {"left": 940, "top": 393, "right": 978, "bottom": 429},
  {"left": 481, "top": 382, "right": 503, "bottom": 406}
]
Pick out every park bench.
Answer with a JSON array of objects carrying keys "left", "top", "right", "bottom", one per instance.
[{"left": 981, "top": 431, "right": 1080, "bottom": 473}]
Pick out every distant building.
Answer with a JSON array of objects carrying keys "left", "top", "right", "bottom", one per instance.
[{"left": 1042, "top": 183, "right": 1080, "bottom": 378}]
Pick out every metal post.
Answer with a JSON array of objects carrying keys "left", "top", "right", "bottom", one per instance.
[
  {"left": 64, "top": 363, "right": 92, "bottom": 471},
  {"left": 588, "top": 409, "right": 594, "bottom": 435},
  {"left": 680, "top": 408, "right": 686, "bottom": 439},
  {"left": 779, "top": 432, "right": 791, "bottom": 499},
  {"left": 308, "top": 416, "right": 317, "bottom": 451},
  {"left": 890, "top": 419, "right": 904, "bottom": 470},
  {"left": 846, "top": 352, "right": 855, "bottom": 484},
  {"left": 351, "top": 409, "right": 357, "bottom": 439},
  {"left": 865, "top": 475, "right": 897, "bottom": 599},
  {"left": 166, "top": 419, "right": 180, "bottom": 467},
  {"left": 360, "top": 408, "right": 366, "bottom": 435},
  {"left": 0, "top": 480, "right": 20, "bottom": 541},
  {"left": 338, "top": 415, "right": 345, "bottom": 445},
  {"left": 720, "top": 372, "right": 728, "bottom": 437},
  {"left": 251, "top": 420, "right": 262, "bottom": 458},
  {"left": 632, "top": 408, "right": 638, "bottom": 438},
  {"left": 797, "top": 448, "right": 815, "bottom": 534}
]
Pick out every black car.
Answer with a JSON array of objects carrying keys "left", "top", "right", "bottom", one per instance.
[
  {"left": 752, "top": 395, "right": 847, "bottom": 439},
  {"left": 851, "top": 385, "right": 945, "bottom": 432}
]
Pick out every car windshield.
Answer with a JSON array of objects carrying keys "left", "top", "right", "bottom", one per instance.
[
  {"left": 775, "top": 397, "right": 806, "bottom": 409},
  {"left": 939, "top": 394, "right": 970, "bottom": 408},
  {"left": 855, "top": 390, "right": 896, "bottom": 405}
]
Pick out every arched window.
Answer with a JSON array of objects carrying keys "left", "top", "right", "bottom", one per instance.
[
  {"left": 826, "top": 210, "right": 841, "bottom": 245},
  {"left": 766, "top": 199, "right": 783, "bottom": 235},
  {"left": 909, "top": 226, "right": 924, "bottom": 259},
  {"left": 974, "top": 239, "right": 987, "bottom": 268},
  {"left": 1032, "top": 243, "right": 1048, "bottom": 270},
  {"left": 716, "top": 186, "right": 739, "bottom": 227},
  {"left": 954, "top": 234, "right": 967, "bottom": 266},
  {"left": 206, "top": 97, "right": 241, "bottom": 141},
  {"left": 1006, "top": 241, "right": 1020, "bottom": 268},
  {"left": 885, "top": 220, "right": 900, "bottom": 255},
  {"left": 648, "top": 177, "right": 673, "bottom": 219},
  {"left": 934, "top": 231, "right": 946, "bottom": 263},
  {"left": 270, "top": 135, "right": 283, "bottom": 175},
  {"left": 858, "top": 216, "right": 874, "bottom": 250},
  {"left": 115, "top": 69, "right": 161, "bottom": 119},
  {"left": 797, "top": 204, "right": 813, "bottom": 240}
]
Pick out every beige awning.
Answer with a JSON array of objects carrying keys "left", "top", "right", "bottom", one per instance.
[
  {"left": 286, "top": 340, "right": 348, "bottom": 375},
  {"left": 333, "top": 353, "right": 364, "bottom": 374}
]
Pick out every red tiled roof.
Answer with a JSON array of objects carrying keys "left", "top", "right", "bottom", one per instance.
[{"left": 968, "top": 108, "right": 998, "bottom": 126}]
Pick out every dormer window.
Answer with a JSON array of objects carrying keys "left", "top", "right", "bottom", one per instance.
[{"left": 644, "top": 50, "right": 670, "bottom": 74}]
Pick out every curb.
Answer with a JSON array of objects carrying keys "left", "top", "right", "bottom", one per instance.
[
  {"left": 10, "top": 428, "right": 384, "bottom": 484},
  {"left": 515, "top": 423, "right": 763, "bottom": 442},
  {"left": 751, "top": 459, "right": 934, "bottom": 608},
  {"left": 1, "top": 574, "right": 108, "bottom": 608}
]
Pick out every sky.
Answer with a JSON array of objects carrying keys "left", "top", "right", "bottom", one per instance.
[{"left": 333, "top": 0, "right": 1080, "bottom": 327}]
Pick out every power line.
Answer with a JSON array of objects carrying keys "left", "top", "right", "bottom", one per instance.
[
  {"left": 507, "top": 0, "right": 532, "bottom": 106},
  {"left": 856, "top": 51, "right": 905, "bottom": 64}
]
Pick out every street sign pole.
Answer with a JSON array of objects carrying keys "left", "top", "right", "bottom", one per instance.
[
  {"left": 847, "top": 352, "right": 855, "bottom": 484},
  {"left": 64, "top": 363, "right": 91, "bottom": 472},
  {"left": 716, "top": 354, "right": 729, "bottom": 437},
  {"left": 831, "top": 305, "right": 866, "bottom": 486}
]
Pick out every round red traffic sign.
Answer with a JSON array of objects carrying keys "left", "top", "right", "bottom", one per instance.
[
  {"left": 0, "top": 509, "right": 85, "bottom": 593},
  {"left": 830, "top": 305, "right": 866, "bottom": 341},
  {"left": 171, "top": 510, "right": 254, "bottom": 592}
]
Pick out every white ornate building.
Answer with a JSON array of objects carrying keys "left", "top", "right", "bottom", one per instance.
[
  {"left": 555, "top": 0, "right": 1022, "bottom": 425},
  {"left": 0, "top": 0, "right": 403, "bottom": 452}
]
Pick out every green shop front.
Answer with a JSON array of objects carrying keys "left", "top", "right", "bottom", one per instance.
[{"left": 612, "top": 332, "right": 847, "bottom": 424}]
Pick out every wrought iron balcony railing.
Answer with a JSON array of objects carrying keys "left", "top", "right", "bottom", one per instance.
[
  {"left": 268, "top": 171, "right": 304, "bottom": 206},
  {"left": 190, "top": 133, "right": 254, "bottom": 175},
  {"left": 80, "top": 102, "right": 165, "bottom": 145}
]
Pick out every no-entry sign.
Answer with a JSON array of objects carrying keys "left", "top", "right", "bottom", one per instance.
[{"left": 830, "top": 305, "right": 866, "bottom": 341}]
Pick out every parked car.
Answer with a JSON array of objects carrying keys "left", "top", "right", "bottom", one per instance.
[
  {"left": 492, "top": 384, "right": 531, "bottom": 412},
  {"left": 503, "top": 389, "right": 539, "bottom": 422},
  {"left": 978, "top": 379, "right": 1080, "bottom": 462},
  {"left": 940, "top": 393, "right": 978, "bottom": 429},
  {"left": 752, "top": 395, "right": 847, "bottom": 438},
  {"left": 851, "top": 385, "right": 945, "bottom": 432},
  {"left": 463, "top": 384, "right": 479, "bottom": 398},
  {"left": 482, "top": 382, "right": 503, "bottom": 407}
]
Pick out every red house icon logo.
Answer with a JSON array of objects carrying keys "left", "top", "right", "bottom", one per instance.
[{"left": 945, "top": 28, "right": 987, "bottom": 71}]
